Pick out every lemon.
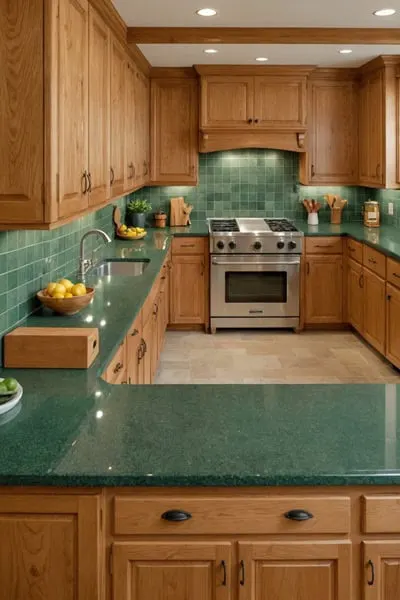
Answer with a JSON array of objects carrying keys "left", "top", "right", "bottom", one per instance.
[
  {"left": 52, "top": 292, "right": 65, "bottom": 299},
  {"left": 120, "top": 224, "right": 127, "bottom": 232},
  {"left": 46, "top": 282, "right": 57, "bottom": 296},
  {"left": 51, "top": 283, "right": 66, "bottom": 297},
  {"left": 64, "top": 292, "right": 73, "bottom": 298},
  {"left": 71, "top": 284, "right": 86, "bottom": 297},
  {"left": 58, "top": 278, "right": 73, "bottom": 291}
]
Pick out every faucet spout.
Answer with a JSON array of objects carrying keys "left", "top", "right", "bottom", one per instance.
[{"left": 79, "top": 229, "right": 112, "bottom": 278}]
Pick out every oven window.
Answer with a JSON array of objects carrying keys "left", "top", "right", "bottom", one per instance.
[{"left": 225, "top": 271, "right": 287, "bottom": 303}]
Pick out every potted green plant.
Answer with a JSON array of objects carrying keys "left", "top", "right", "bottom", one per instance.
[{"left": 126, "top": 199, "right": 152, "bottom": 228}]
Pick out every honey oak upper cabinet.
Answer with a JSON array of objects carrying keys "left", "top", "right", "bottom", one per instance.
[
  {"left": 110, "top": 35, "right": 126, "bottom": 198},
  {"left": 300, "top": 74, "right": 358, "bottom": 185},
  {"left": 358, "top": 57, "right": 400, "bottom": 189},
  {"left": 112, "top": 541, "right": 232, "bottom": 600},
  {"left": 151, "top": 76, "right": 198, "bottom": 185},
  {"left": 238, "top": 541, "right": 351, "bottom": 600},
  {"left": 58, "top": 0, "right": 89, "bottom": 219},
  {"left": 0, "top": 0, "right": 45, "bottom": 225},
  {"left": 135, "top": 69, "right": 150, "bottom": 188},
  {"left": 198, "top": 68, "right": 309, "bottom": 131},
  {"left": 88, "top": 6, "right": 110, "bottom": 207},
  {"left": 125, "top": 59, "right": 137, "bottom": 192},
  {"left": 0, "top": 493, "right": 101, "bottom": 600}
]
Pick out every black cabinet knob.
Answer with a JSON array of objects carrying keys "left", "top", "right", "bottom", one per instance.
[
  {"left": 161, "top": 510, "right": 192, "bottom": 522},
  {"left": 284, "top": 509, "right": 313, "bottom": 521}
]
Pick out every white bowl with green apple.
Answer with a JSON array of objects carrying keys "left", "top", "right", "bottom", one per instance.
[{"left": 0, "top": 378, "right": 23, "bottom": 415}]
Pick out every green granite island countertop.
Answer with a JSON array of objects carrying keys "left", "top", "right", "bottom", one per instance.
[{"left": 0, "top": 224, "right": 399, "bottom": 488}]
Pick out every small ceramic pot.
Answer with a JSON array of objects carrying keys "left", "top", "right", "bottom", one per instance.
[
  {"left": 308, "top": 212, "right": 319, "bottom": 226},
  {"left": 154, "top": 213, "right": 167, "bottom": 228},
  {"left": 128, "top": 212, "right": 146, "bottom": 228}
]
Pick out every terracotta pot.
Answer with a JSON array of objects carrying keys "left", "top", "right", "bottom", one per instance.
[{"left": 154, "top": 213, "right": 167, "bottom": 228}]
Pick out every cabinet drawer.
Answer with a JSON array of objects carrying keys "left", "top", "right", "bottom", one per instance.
[
  {"left": 113, "top": 495, "right": 351, "bottom": 535},
  {"left": 363, "top": 245, "right": 386, "bottom": 278},
  {"left": 363, "top": 496, "right": 400, "bottom": 533},
  {"left": 172, "top": 237, "right": 206, "bottom": 255},
  {"left": 104, "top": 341, "right": 126, "bottom": 384},
  {"left": 347, "top": 238, "right": 363, "bottom": 263},
  {"left": 387, "top": 257, "right": 400, "bottom": 289},
  {"left": 305, "top": 237, "right": 343, "bottom": 254}
]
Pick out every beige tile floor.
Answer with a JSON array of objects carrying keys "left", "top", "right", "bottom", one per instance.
[{"left": 155, "top": 330, "right": 400, "bottom": 384}]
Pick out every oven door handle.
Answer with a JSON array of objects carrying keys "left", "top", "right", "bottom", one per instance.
[{"left": 211, "top": 259, "right": 301, "bottom": 266}]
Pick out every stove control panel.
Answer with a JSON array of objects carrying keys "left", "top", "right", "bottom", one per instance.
[{"left": 211, "top": 235, "right": 303, "bottom": 254}]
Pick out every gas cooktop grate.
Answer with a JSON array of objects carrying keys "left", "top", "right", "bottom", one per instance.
[
  {"left": 210, "top": 219, "right": 240, "bottom": 232},
  {"left": 266, "top": 219, "right": 299, "bottom": 233}
]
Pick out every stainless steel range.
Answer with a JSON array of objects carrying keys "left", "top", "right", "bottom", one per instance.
[{"left": 208, "top": 218, "right": 303, "bottom": 332}]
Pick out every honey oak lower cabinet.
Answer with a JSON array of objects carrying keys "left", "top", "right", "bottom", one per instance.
[
  {"left": 363, "top": 542, "right": 400, "bottom": 600},
  {"left": 347, "top": 258, "right": 364, "bottom": 334},
  {"left": 112, "top": 541, "right": 232, "bottom": 600},
  {"left": 126, "top": 313, "right": 143, "bottom": 385},
  {"left": 304, "top": 255, "right": 344, "bottom": 325},
  {"left": 363, "top": 268, "right": 386, "bottom": 355},
  {"left": 238, "top": 541, "right": 351, "bottom": 600},
  {"left": 0, "top": 494, "right": 101, "bottom": 600},
  {"left": 386, "top": 284, "right": 400, "bottom": 369}
]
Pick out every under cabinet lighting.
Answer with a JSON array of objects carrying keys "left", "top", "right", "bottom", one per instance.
[
  {"left": 196, "top": 8, "right": 217, "bottom": 16},
  {"left": 373, "top": 8, "right": 396, "bottom": 16},
  {"left": 339, "top": 49, "right": 353, "bottom": 54},
  {"left": 204, "top": 48, "right": 218, "bottom": 54},
  {"left": 255, "top": 57, "right": 268, "bottom": 62}
]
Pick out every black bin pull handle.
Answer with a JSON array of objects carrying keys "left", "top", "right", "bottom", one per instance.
[
  {"left": 284, "top": 509, "right": 314, "bottom": 521},
  {"left": 161, "top": 509, "right": 192, "bottom": 522},
  {"left": 367, "top": 560, "right": 375, "bottom": 586}
]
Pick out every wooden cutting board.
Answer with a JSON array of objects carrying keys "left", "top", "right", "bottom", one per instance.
[{"left": 4, "top": 327, "right": 99, "bottom": 369}]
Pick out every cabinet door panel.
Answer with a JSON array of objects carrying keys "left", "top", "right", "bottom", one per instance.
[
  {"left": 110, "top": 36, "right": 126, "bottom": 197},
  {"left": 0, "top": 495, "right": 100, "bottom": 600},
  {"left": 113, "top": 541, "right": 232, "bottom": 600},
  {"left": 254, "top": 77, "right": 306, "bottom": 129},
  {"left": 347, "top": 258, "right": 364, "bottom": 334},
  {"left": 125, "top": 61, "right": 136, "bottom": 192},
  {"left": 88, "top": 7, "right": 110, "bottom": 207},
  {"left": 239, "top": 541, "right": 351, "bottom": 600},
  {"left": 135, "top": 69, "right": 150, "bottom": 187},
  {"left": 309, "top": 81, "right": 357, "bottom": 184},
  {"left": 0, "top": 0, "right": 44, "bottom": 223},
  {"left": 363, "top": 269, "right": 386, "bottom": 354},
  {"left": 141, "top": 316, "right": 152, "bottom": 384},
  {"left": 386, "top": 284, "right": 400, "bottom": 369},
  {"left": 201, "top": 76, "right": 254, "bottom": 128},
  {"left": 127, "top": 314, "right": 142, "bottom": 385},
  {"left": 151, "top": 79, "right": 198, "bottom": 184},
  {"left": 58, "top": 0, "right": 89, "bottom": 218},
  {"left": 305, "top": 255, "right": 343, "bottom": 324},
  {"left": 170, "top": 256, "right": 206, "bottom": 325},
  {"left": 368, "top": 71, "right": 384, "bottom": 185},
  {"left": 363, "top": 542, "right": 400, "bottom": 600}
]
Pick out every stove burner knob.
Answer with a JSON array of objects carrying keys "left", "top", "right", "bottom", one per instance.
[
  {"left": 228, "top": 241, "right": 236, "bottom": 250},
  {"left": 253, "top": 241, "right": 262, "bottom": 250},
  {"left": 288, "top": 241, "right": 297, "bottom": 250},
  {"left": 216, "top": 241, "right": 225, "bottom": 250},
  {"left": 277, "top": 241, "right": 285, "bottom": 250}
]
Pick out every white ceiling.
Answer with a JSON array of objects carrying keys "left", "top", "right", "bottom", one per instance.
[
  {"left": 138, "top": 44, "right": 400, "bottom": 67},
  {"left": 113, "top": 0, "right": 400, "bottom": 27}
]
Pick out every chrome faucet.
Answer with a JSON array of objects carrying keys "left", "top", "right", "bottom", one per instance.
[{"left": 79, "top": 229, "right": 111, "bottom": 278}]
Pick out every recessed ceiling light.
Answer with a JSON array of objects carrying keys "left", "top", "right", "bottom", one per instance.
[
  {"left": 196, "top": 8, "right": 217, "bottom": 16},
  {"left": 373, "top": 8, "right": 396, "bottom": 16},
  {"left": 204, "top": 48, "right": 218, "bottom": 54},
  {"left": 339, "top": 49, "right": 353, "bottom": 54},
  {"left": 255, "top": 57, "right": 268, "bottom": 62}
]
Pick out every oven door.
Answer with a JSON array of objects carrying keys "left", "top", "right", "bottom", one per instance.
[{"left": 211, "top": 254, "right": 300, "bottom": 318}]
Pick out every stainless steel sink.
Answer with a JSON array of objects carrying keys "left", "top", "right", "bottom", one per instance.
[{"left": 89, "top": 259, "right": 149, "bottom": 277}]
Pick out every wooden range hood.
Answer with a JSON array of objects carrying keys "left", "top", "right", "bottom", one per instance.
[{"left": 195, "top": 65, "right": 315, "bottom": 153}]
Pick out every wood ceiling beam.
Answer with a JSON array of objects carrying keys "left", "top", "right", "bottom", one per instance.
[{"left": 127, "top": 27, "right": 400, "bottom": 45}]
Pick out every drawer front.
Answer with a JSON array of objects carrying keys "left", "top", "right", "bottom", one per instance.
[
  {"left": 305, "top": 237, "right": 343, "bottom": 255},
  {"left": 363, "top": 245, "right": 386, "bottom": 278},
  {"left": 172, "top": 237, "right": 206, "bottom": 255},
  {"left": 363, "top": 496, "right": 400, "bottom": 533},
  {"left": 347, "top": 238, "right": 363, "bottom": 263},
  {"left": 113, "top": 496, "right": 351, "bottom": 535},
  {"left": 104, "top": 341, "right": 126, "bottom": 384},
  {"left": 387, "top": 257, "right": 400, "bottom": 289}
]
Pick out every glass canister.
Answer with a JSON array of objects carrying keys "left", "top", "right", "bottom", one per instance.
[{"left": 363, "top": 200, "right": 380, "bottom": 228}]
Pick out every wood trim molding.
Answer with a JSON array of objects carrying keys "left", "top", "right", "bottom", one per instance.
[
  {"left": 150, "top": 67, "right": 197, "bottom": 79},
  {"left": 199, "top": 130, "right": 307, "bottom": 154},
  {"left": 195, "top": 65, "right": 316, "bottom": 76},
  {"left": 359, "top": 54, "right": 400, "bottom": 76},
  {"left": 128, "top": 27, "right": 400, "bottom": 45},
  {"left": 90, "top": 0, "right": 127, "bottom": 42},
  {"left": 127, "top": 44, "right": 151, "bottom": 76},
  {"left": 309, "top": 68, "right": 359, "bottom": 81}
]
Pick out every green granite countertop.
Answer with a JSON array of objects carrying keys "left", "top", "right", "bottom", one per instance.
[{"left": 0, "top": 223, "right": 399, "bottom": 488}]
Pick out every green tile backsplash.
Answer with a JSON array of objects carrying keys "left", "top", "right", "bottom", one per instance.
[
  {"left": 372, "top": 188, "right": 400, "bottom": 227},
  {"left": 130, "top": 150, "right": 368, "bottom": 224},
  {"left": 0, "top": 199, "right": 125, "bottom": 365}
]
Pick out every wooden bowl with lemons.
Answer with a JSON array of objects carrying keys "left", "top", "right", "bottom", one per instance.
[{"left": 37, "top": 279, "right": 95, "bottom": 316}]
